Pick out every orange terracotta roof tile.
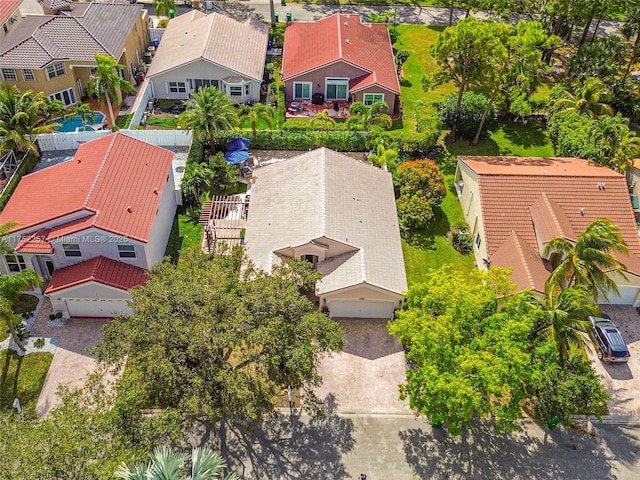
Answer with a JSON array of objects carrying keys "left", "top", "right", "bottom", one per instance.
[
  {"left": 44, "top": 256, "right": 149, "bottom": 294},
  {"left": 15, "top": 228, "right": 53, "bottom": 254},
  {"left": 459, "top": 156, "right": 640, "bottom": 277},
  {"left": 0, "top": 133, "right": 174, "bottom": 243},
  {"left": 529, "top": 193, "right": 576, "bottom": 245},
  {"left": 282, "top": 14, "right": 400, "bottom": 94},
  {"left": 0, "top": 0, "right": 21, "bottom": 24},
  {"left": 491, "top": 231, "right": 552, "bottom": 294}
]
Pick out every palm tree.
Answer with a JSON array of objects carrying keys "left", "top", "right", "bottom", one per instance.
[
  {"left": 239, "top": 103, "right": 274, "bottom": 138},
  {"left": 115, "top": 446, "right": 238, "bottom": 480},
  {"left": 0, "top": 84, "right": 57, "bottom": 155},
  {"left": 153, "top": 0, "right": 176, "bottom": 19},
  {"left": 73, "top": 102, "right": 95, "bottom": 130},
  {"left": 544, "top": 218, "right": 629, "bottom": 302},
  {"left": 178, "top": 86, "right": 239, "bottom": 152},
  {"left": 591, "top": 116, "right": 640, "bottom": 173},
  {"left": 311, "top": 109, "right": 335, "bottom": 135},
  {"left": 182, "top": 161, "right": 214, "bottom": 203},
  {"left": 551, "top": 78, "right": 614, "bottom": 119},
  {"left": 87, "top": 53, "right": 135, "bottom": 130},
  {"left": 346, "top": 101, "right": 393, "bottom": 132},
  {"left": 533, "top": 286, "right": 599, "bottom": 365},
  {"left": 0, "top": 222, "right": 40, "bottom": 353},
  {"left": 621, "top": 7, "right": 640, "bottom": 80}
]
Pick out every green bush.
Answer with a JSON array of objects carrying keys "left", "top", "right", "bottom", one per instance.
[
  {"left": 34, "top": 338, "right": 45, "bottom": 348},
  {"left": 215, "top": 129, "right": 369, "bottom": 151},
  {"left": 157, "top": 18, "right": 170, "bottom": 28},
  {"left": 14, "top": 323, "right": 28, "bottom": 341},
  {"left": 439, "top": 91, "right": 496, "bottom": 141},
  {"left": 0, "top": 151, "right": 39, "bottom": 210},
  {"left": 187, "top": 138, "right": 205, "bottom": 164}
]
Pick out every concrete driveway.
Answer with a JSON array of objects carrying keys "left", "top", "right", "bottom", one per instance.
[
  {"left": 588, "top": 305, "right": 640, "bottom": 416},
  {"left": 31, "top": 299, "right": 108, "bottom": 417},
  {"left": 314, "top": 318, "right": 409, "bottom": 414}
]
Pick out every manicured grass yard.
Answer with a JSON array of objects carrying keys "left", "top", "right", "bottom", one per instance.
[
  {"left": 165, "top": 211, "right": 204, "bottom": 262},
  {"left": 402, "top": 176, "right": 475, "bottom": 286},
  {"left": 0, "top": 350, "right": 53, "bottom": 411}
]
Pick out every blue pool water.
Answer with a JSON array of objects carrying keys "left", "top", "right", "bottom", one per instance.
[{"left": 53, "top": 112, "right": 106, "bottom": 132}]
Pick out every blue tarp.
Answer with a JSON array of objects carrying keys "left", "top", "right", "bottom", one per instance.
[
  {"left": 226, "top": 137, "right": 251, "bottom": 152},
  {"left": 224, "top": 150, "right": 250, "bottom": 165}
]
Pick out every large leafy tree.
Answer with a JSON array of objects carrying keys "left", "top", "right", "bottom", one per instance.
[
  {"left": 544, "top": 218, "right": 629, "bottom": 301},
  {"left": 389, "top": 267, "right": 610, "bottom": 436},
  {"left": 94, "top": 249, "right": 345, "bottom": 425},
  {"left": 621, "top": 6, "right": 640, "bottom": 79},
  {"left": 591, "top": 114, "right": 640, "bottom": 173},
  {"left": 178, "top": 86, "right": 239, "bottom": 152},
  {"left": 427, "top": 17, "right": 506, "bottom": 141},
  {"left": 153, "top": 0, "right": 176, "bottom": 18},
  {"left": 87, "top": 53, "right": 135, "bottom": 129},
  {"left": 116, "top": 447, "right": 238, "bottom": 480},
  {"left": 0, "top": 84, "right": 57, "bottom": 155}
]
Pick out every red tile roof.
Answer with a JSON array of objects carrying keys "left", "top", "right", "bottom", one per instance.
[
  {"left": 459, "top": 156, "right": 640, "bottom": 282},
  {"left": 282, "top": 14, "right": 400, "bottom": 94},
  {"left": 0, "top": 133, "right": 174, "bottom": 243},
  {"left": 15, "top": 228, "right": 53, "bottom": 254},
  {"left": 0, "top": 0, "right": 21, "bottom": 24},
  {"left": 45, "top": 256, "right": 149, "bottom": 294}
]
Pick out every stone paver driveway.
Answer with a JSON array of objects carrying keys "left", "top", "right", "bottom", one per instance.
[
  {"left": 314, "top": 318, "right": 409, "bottom": 413},
  {"left": 31, "top": 298, "right": 109, "bottom": 417}
]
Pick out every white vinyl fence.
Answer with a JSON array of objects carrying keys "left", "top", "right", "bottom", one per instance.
[
  {"left": 149, "top": 28, "right": 165, "bottom": 43},
  {"left": 37, "top": 129, "right": 193, "bottom": 151},
  {"left": 128, "top": 80, "right": 154, "bottom": 129}
]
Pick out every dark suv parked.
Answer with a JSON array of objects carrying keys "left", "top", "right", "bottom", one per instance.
[{"left": 589, "top": 316, "right": 631, "bottom": 363}]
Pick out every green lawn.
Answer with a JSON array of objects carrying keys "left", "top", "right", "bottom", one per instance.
[
  {"left": 394, "top": 25, "right": 455, "bottom": 132},
  {"left": 165, "top": 211, "right": 204, "bottom": 262},
  {"left": 402, "top": 176, "right": 475, "bottom": 286},
  {"left": 0, "top": 350, "right": 53, "bottom": 411},
  {"left": 446, "top": 122, "right": 555, "bottom": 157}
]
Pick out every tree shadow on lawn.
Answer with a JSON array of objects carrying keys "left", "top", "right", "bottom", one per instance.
[
  {"left": 500, "top": 122, "right": 549, "bottom": 149},
  {"left": 404, "top": 206, "right": 451, "bottom": 250},
  {"left": 191, "top": 412, "right": 355, "bottom": 480},
  {"left": 400, "top": 419, "right": 629, "bottom": 479}
]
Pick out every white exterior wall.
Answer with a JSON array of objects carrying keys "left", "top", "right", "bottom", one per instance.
[
  {"left": 144, "top": 172, "right": 178, "bottom": 267},
  {"left": 321, "top": 284, "right": 403, "bottom": 319},
  {"left": 149, "top": 60, "right": 262, "bottom": 103},
  {"left": 455, "top": 161, "right": 488, "bottom": 269}
]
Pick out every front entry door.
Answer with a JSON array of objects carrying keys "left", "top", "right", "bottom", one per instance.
[{"left": 45, "top": 260, "right": 55, "bottom": 278}]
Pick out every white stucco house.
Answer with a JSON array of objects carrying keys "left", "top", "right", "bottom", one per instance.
[
  {"left": 146, "top": 10, "right": 268, "bottom": 103},
  {"left": 455, "top": 155, "right": 640, "bottom": 306},
  {"left": 0, "top": 132, "right": 178, "bottom": 318},
  {"left": 244, "top": 148, "right": 407, "bottom": 319}
]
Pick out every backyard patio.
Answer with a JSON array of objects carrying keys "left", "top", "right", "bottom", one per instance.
[{"left": 286, "top": 100, "right": 351, "bottom": 119}]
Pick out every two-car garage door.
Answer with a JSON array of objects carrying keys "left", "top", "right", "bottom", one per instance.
[
  {"left": 64, "top": 298, "right": 131, "bottom": 318},
  {"left": 328, "top": 299, "right": 395, "bottom": 319}
]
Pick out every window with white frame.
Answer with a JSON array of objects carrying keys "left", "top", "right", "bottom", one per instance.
[
  {"left": 5, "top": 254, "right": 26, "bottom": 272},
  {"left": 229, "top": 86, "right": 242, "bottom": 97},
  {"left": 222, "top": 79, "right": 250, "bottom": 99},
  {"left": 48, "top": 88, "right": 76, "bottom": 106},
  {"left": 117, "top": 244, "right": 136, "bottom": 259},
  {"left": 63, "top": 243, "right": 81, "bottom": 257},
  {"left": 293, "top": 82, "right": 311, "bottom": 100},
  {"left": 475, "top": 234, "right": 481, "bottom": 249},
  {"left": 46, "top": 62, "right": 65, "bottom": 79},
  {"left": 244, "top": 84, "right": 250, "bottom": 96},
  {"left": 325, "top": 78, "right": 349, "bottom": 100},
  {"left": 167, "top": 81, "right": 187, "bottom": 94},
  {"left": 22, "top": 69, "right": 35, "bottom": 81},
  {"left": 363, "top": 93, "right": 385, "bottom": 106},
  {"left": 1, "top": 68, "right": 16, "bottom": 81}
]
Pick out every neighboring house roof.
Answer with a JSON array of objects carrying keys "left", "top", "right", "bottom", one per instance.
[
  {"left": 39, "top": 0, "right": 72, "bottom": 9},
  {"left": 245, "top": 148, "right": 407, "bottom": 296},
  {"left": 282, "top": 14, "right": 400, "bottom": 95},
  {"left": 146, "top": 11, "right": 268, "bottom": 82},
  {"left": 45, "top": 256, "right": 149, "bottom": 293},
  {"left": 459, "top": 155, "right": 640, "bottom": 291},
  {"left": 0, "top": 2, "right": 143, "bottom": 68},
  {"left": 0, "top": 132, "right": 174, "bottom": 243},
  {"left": 0, "top": 0, "right": 21, "bottom": 25}
]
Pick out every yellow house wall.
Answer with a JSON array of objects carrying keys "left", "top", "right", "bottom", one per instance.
[{"left": 455, "top": 160, "right": 487, "bottom": 269}]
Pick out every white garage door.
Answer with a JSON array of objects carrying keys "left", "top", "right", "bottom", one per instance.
[
  {"left": 65, "top": 298, "right": 131, "bottom": 318},
  {"left": 328, "top": 300, "right": 395, "bottom": 319},
  {"left": 602, "top": 286, "right": 640, "bottom": 306}
]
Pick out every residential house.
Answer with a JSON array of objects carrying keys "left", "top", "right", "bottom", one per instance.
[
  {"left": 0, "top": 0, "right": 22, "bottom": 49},
  {"left": 244, "top": 148, "right": 407, "bottom": 318},
  {"left": 0, "top": 132, "right": 177, "bottom": 318},
  {"left": 455, "top": 155, "right": 640, "bottom": 305},
  {"left": 0, "top": 1, "right": 150, "bottom": 107},
  {"left": 282, "top": 14, "right": 400, "bottom": 114},
  {"left": 146, "top": 11, "right": 268, "bottom": 102}
]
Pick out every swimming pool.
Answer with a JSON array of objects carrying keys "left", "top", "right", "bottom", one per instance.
[{"left": 53, "top": 112, "right": 106, "bottom": 132}]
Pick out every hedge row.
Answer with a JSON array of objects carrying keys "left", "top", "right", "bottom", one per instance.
[{"left": 0, "top": 150, "right": 39, "bottom": 211}]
